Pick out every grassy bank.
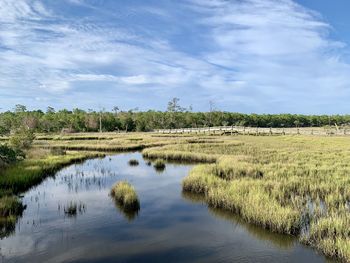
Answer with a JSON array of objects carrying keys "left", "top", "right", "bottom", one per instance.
[
  {"left": 0, "top": 150, "right": 105, "bottom": 193},
  {"left": 142, "top": 135, "right": 350, "bottom": 262}
]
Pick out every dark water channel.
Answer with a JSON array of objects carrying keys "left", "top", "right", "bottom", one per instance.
[{"left": 0, "top": 153, "right": 334, "bottom": 262}]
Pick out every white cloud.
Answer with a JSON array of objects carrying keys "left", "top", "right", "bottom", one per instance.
[
  {"left": 1, "top": 0, "right": 350, "bottom": 113},
  {"left": 186, "top": 0, "right": 350, "bottom": 112}
]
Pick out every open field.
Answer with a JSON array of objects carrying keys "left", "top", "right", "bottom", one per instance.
[{"left": 1, "top": 132, "right": 350, "bottom": 261}]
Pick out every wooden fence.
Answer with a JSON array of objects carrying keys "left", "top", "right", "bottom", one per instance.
[{"left": 155, "top": 126, "right": 350, "bottom": 136}]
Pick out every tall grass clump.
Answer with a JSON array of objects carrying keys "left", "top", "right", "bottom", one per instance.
[
  {"left": 153, "top": 159, "right": 166, "bottom": 170},
  {"left": 182, "top": 165, "right": 224, "bottom": 194},
  {"left": 128, "top": 159, "right": 139, "bottom": 166},
  {"left": 142, "top": 148, "right": 217, "bottom": 163},
  {"left": 111, "top": 181, "right": 140, "bottom": 211}
]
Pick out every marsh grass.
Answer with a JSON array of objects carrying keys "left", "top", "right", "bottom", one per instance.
[
  {"left": 111, "top": 181, "right": 140, "bottom": 212},
  {"left": 0, "top": 151, "right": 104, "bottom": 193},
  {"left": 0, "top": 150, "right": 103, "bottom": 229},
  {"left": 142, "top": 147, "right": 217, "bottom": 163},
  {"left": 63, "top": 202, "right": 86, "bottom": 217},
  {"left": 128, "top": 159, "right": 139, "bottom": 166},
  {"left": 153, "top": 159, "right": 166, "bottom": 170},
  {"left": 0, "top": 196, "right": 25, "bottom": 239},
  {"left": 3, "top": 132, "right": 350, "bottom": 261},
  {"left": 146, "top": 135, "right": 350, "bottom": 261},
  {"left": 0, "top": 196, "right": 25, "bottom": 217},
  {"left": 0, "top": 216, "right": 17, "bottom": 239}
]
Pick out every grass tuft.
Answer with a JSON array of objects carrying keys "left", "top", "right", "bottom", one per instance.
[
  {"left": 153, "top": 159, "right": 166, "bottom": 170},
  {"left": 111, "top": 181, "right": 140, "bottom": 212},
  {"left": 128, "top": 159, "right": 139, "bottom": 166}
]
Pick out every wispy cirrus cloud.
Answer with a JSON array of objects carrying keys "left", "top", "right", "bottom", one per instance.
[{"left": 0, "top": 0, "right": 350, "bottom": 113}]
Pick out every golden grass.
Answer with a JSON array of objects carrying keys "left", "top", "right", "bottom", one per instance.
[
  {"left": 145, "top": 135, "right": 350, "bottom": 261},
  {"left": 111, "top": 181, "right": 140, "bottom": 211}
]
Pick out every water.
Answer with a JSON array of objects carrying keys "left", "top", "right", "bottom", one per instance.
[{"left": 0, "top": 153, "right": 333, "bottom": 262}]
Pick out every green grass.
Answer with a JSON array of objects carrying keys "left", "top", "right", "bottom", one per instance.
[
  {"left": 0, "top": 151, "right": 105, "bottom": 193},
  {"left": 110, "top": 181, "right": 140, "bottom": 212},
  {"left": 0, "top": 196, "right": 25, "bottom": 217}
]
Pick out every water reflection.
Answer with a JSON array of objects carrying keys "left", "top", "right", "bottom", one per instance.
[
  {"left": 154, "top": 166, "right": 166, "bottom": 173},
  {"left": 182, "top": 191, "right": 294, "bottom": 250},
  {"left": 112, "top": 198, "right": 139, "bottom": 222},
  {"left": 0, "top": 153, "right": 333, "bottom": 263}
]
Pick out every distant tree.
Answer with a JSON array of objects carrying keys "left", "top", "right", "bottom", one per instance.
[
  {"left": 46, "top": 106, "right": 55, "bottom": 114},
  {"left": 14, "top": 104, "right": 27, "bottom": 113},
  {"left": 167, "top": 98, "right": 185, "bottom": 112}
]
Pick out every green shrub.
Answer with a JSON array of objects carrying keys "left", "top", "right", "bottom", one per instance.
[
  {"left": 0, "top": 144, "right": 22, "bottom": 167},
  {"left": 9, "top": 127, "right": 35, "bottom": 151}
]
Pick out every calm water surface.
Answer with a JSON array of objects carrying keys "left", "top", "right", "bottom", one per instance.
[{"left": 0, "top": 153, "right": 333, "bottom": 262}]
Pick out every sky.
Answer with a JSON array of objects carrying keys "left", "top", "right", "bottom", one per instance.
[{"left": 1, "top": 0, "right": 350, "bottom": 114}]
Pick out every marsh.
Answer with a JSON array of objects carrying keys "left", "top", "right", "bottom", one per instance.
[{"left": 0, "top": 152, "right": 332, "bottom": 262}]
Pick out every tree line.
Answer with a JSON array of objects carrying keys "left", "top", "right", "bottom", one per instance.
[{"left": 0, "top": 102, "right": 349, "bottom": 135}]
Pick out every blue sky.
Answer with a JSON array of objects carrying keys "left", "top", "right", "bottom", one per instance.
[{"left": 1, "top": 0, "right": 350, "bottom": 113}]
